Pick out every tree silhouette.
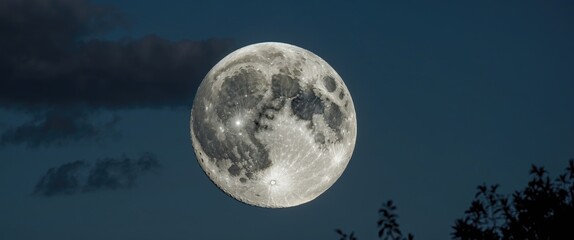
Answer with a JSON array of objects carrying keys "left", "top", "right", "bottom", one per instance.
[
  {"left": 453, "top": 159, "right": 574, "bottom": 239},
  {"left": 335, "top": 200, "right": 414, "bottom": 240},
  {"left": 335, "top": 159, "right": 574, "bottom": 240}
]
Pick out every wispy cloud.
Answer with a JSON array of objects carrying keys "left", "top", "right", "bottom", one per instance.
[
  {"left": 34, "top": 153, "right": 160, "bottom": 197},
  {"left": 0, "top": 109, "right": 119, "bottom": 147}
]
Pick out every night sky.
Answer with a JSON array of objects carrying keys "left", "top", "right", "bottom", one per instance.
[{"left": 1, "top": 0, "right": 574, "bottom": 239}]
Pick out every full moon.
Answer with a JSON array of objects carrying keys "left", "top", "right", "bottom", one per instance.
[{"left": 190, "top": 42, "right": 356, "bottom": 208}]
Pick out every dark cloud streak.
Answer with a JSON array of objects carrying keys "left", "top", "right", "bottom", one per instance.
[
  {"left": 0, "top": 109, "right": 119, "bottom": 147},
  {"left": 33, "top": 153, "right": 160, "bottom": 197},
  {"left": 0, "top": 35, "right": 233, "bottom": 109}
]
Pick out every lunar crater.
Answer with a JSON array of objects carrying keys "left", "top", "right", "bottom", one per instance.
[{"left": 322, "top": 76, "right": 337, "bottom": 92}]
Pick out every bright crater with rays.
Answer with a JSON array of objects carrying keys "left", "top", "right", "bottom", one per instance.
[{"left": 190, "top": 42, "right": 357, "bottom": 208}]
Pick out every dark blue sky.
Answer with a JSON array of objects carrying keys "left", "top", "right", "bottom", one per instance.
[{"left": 1, "top": 0, "right": 573, "bottom": 239}]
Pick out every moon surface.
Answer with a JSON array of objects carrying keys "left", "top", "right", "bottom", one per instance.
[{"left": 190, "top": 42, "right": 356, "bottom": 208}]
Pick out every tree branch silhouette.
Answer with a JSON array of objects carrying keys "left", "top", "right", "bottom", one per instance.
[
  {"left": 377, "top": 200, "right": 414, "bottom": 240},
  {"left": 335, "top": 200, "right": 414, "bottom": 240}
]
